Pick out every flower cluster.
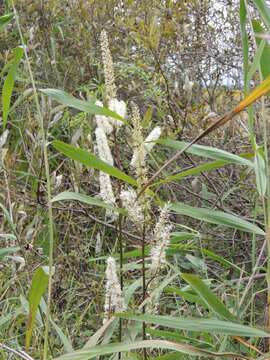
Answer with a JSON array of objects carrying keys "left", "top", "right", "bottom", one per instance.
[
  {"left": 120, "top": 188, "right": 144, "bottom": 226},
  {"left": 150, "top": 204, "right": 173, "bottom": 273},
  {"left": 130, "top": 125, "right": 162, "bottom": 170},
  {"left": 100, "top": 30, "right": 117, "bottom": 101},
  {"left": 103, "top": 256, "right": 126, "bottom": 323}
]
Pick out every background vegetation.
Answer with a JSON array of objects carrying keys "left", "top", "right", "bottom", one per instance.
[{"left": 1, "top": 0, "right": 270, "bottom": 359}]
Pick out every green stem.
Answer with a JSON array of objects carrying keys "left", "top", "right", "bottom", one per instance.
[{"left": 12, "top": 4, "right": 54, "bottom": 359}]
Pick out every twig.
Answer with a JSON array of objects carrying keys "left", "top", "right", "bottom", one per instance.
[{"left": 0, "top": 343, "right": 34, "bottom": 360}]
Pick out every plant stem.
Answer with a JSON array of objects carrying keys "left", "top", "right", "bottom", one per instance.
[
  {"left": 142, "top": 220, "right": 147, "bottom": 360},
  {"left": 12, "top": 4, "right": 54, "bottom": 359}
]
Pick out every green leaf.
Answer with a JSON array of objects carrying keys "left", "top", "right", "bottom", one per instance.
[
  {"left": 165, "top": 286, "right": 207, "bottom": 307},
  {"left": 2, "top": 46, "right": 24, "bottom": 128},
  {"left": 150, "top": 352, "right": 186, "bottom": 360},
  {"left": 51, "top": 191, "right": 126, "bottom": 214},
  {"left": 246, "top": 37, "right": 266, "bottom": 83},
  {"left": 40, "top": 89, "right": 125, "bottom": 122},
  {"left": 181, "top": 273, "right": 235, "bottom": 321},
  {"left": 200, "top": 249, "right": 242, "bottom": 275},
  {"left": 39, "top": 298, "right": 73, "bottom": 353},
  {"left": 169, "top": 202, "right": 265, "bottom": 235},
  {"left": 146, "top": 328, "right": 213, "bottom": 348},
  {"left": 0, "top": 13, "right": 14, "bottom": 31},
  {"left": 252, "top": 0, "right": 270, "bottom": 31},
  {"left": 254, "top": 146, "right": 267, "bottom": 196},
  {"left": 0, "top": 246, "right": 20, "bottom": 260},
  {"left": 158, "top": 139, "right": 253, "bottom": 167},
  {"left": 252, "top": 20, "right": 270, "bottom": 80},
  {"left": 25, "top": 267, "right": 49, "bottom": 350},
  {"left": 240, "top": 0, "right": 249, "bottom": 89},
  {"left": 52, "top": 141, "right": 137, "bottom": 186},
  {"left": 142, "top": 107, "right": 153, "bottom": 128},
  {"left": 160, "top": 160, "right": 229, "bottom": 184},
  {"left": 53, "top": 339, "right": 249, "bottom": 360},
  {"left": 117, "top": 313, "right": 270, "bottom": 337},
  {"left": 158, "top": 153, "right": 254, "bottom": 185}
]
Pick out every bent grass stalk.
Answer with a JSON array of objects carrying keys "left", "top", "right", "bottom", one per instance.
[{"left": 12, "top": 4, "right": 54, "bottom": 359}]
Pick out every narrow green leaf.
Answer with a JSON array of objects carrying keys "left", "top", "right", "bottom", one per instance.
[
  {"left": 240, "top": 0, "right": 249, "bottom": 90},
  {"left": 200, "top": 249, "right": 242, "bottom": 274},
  {"left": 169, "top": 202, "right": 265, "bottom": 235},
  {"left": 25, "top": 267, "right": 49, "bottom": 350},
  {"left": 146, "top": 328, "right": 213, "bottom": 348},
  {"left": 246, "top": 37, "right": 266, "bottom": 83},
  {"left": 252, "top": 0, "right": 270, "bottom": 31},
  {"left": 2, "top": 46, "right": 24, "bottom": 128},
  {"left": 254, "top": 146, "right": 267, "bottom": 196},
  {"left": 181, "top": 273, "right": 235, "bottom": 321},
  {"left": 0, "top": 13, "right": 14, "bottom": 31},
  {"left": 252, "top": 20, "right": 270, "bottom": 80},
  {"left": 53, "top": 339, "right": 249, "bottom": 360},
  {"left": 158, "top": 153, "right": 254, "bottom": 185},
  {"left": 52, "top": 140, "right": 137, "bottom": 186},
  {"left": 40, "top": 89, "right": 125, "bottom": 122},
  {"left": 165, "top": 286, "right": 207, "bottom": 307},
  {"left": 158, "top": 139, "right": 253, "bottom": 167},
  {"left": 117, "top": 313, "right": 270, "bottom": 337},
  {"left": 51, "top": 191, "right": 126, "bottom": 214}
]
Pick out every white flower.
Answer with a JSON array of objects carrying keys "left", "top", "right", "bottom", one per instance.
[
  {"left": 95, "top": 100, "right": 113, "bottom": 135},
  {"left": 0, "top": 129, "right": 9, "bottom": 148},
  {"left": 120, "top": 188, "right": 144, "bottom": 225},
  {"left": 95, "top": 232, "right": 102, "bottom": 255},
  {"left": 55, "top": 174, "right": 63, "bottom": 189},
  {"left": 104, "top": 257, "right": 126, "bottom": 323},
  {"left": 130, "top": 126, "right": 162, "bottom": 168},
  {"left": 95, "top": 127, "right": 114, "bottom": 166},
  {"left": 130, "top": 106, "right": 144, "bottom": 169},
  {"left": 99, "top": 172, "right": 116, "bottom": 206},
  {"left": 100, "top": 30, "right": 117, "bottom": 100},
  {"left": 183, "top": 74, "right": 194, "bottom": 102},
  {"left": 150, "top": 204, "right": 173, "bottom": 273},
  {"left": 144, "top": 126, "right": 162, "bottom": 152},
  {"left": 108, "top": 98, "right": 126, "bottom": 129}
]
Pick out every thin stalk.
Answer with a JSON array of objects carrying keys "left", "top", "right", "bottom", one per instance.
[
  {"left": 12, "top": 4, "right": 54, "bottom": 359},
  {"left": 141, "top": 219, "right": 147, "bottom": 360},
  {"left": 118, "top": 213, "right": 123, "bottom": 360},
  {"left": 244, "top": 0, "right": 270, "bottom": 341}
]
